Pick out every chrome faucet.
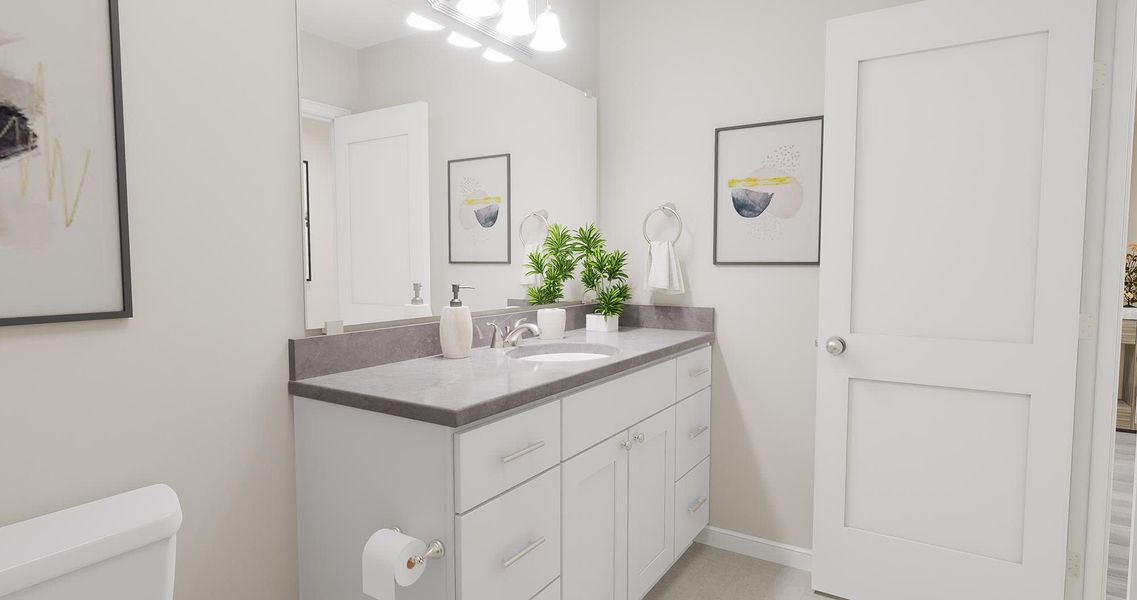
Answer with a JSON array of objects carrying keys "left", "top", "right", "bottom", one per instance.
[{"left": 486, "top": 318, "right": 542, "bottom": 348}]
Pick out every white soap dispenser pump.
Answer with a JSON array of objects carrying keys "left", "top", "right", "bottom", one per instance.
[{"left": 440, "top": 284, "right": 474, "bottom": 359}]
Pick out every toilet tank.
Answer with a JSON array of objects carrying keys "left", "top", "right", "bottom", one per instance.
[{"left": 0, "top": 485, "right": 182, "bottom": 600}]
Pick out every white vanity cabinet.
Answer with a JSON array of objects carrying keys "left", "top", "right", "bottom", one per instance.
[{"left": 293, "top": 344, "right": 711, "bottom": 600}]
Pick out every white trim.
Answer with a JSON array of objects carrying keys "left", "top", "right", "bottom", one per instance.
[
  {"left": 1082, "top": 0, "right": 1137, "bottom": 599},
  {"left": 300, "top": 98, "right": 351, "bottom": 121},
  {"left": 695, "top": 526, "right": 813, "bottom": 572}
]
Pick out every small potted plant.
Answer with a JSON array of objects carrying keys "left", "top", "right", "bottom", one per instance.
[
  {"left": 524, "top": 223, "right": 580, "bottom": 339},
  {"left": 1127, "top": 244, "right": 1137, "bottom": 307},
  {"left": 574, "top": 224, "right": 631, "bottom": 332}
]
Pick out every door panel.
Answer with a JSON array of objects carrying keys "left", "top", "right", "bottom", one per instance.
[
  {"left": 813, "top": 1, "right": 1096, "bottom": 599},
  {"left": 562, "top": 432, "right": 628, "bottom": 600},
  {"left": 627, "top": 408, "right": 675, "bottom": 600},
  {"left": 333, "top": 102, "right": 429, "bottom": 325}
]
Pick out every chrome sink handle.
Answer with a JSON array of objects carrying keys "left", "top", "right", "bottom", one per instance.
[{"left": 485, "top": 322, "right": 507, "bottom": 349}]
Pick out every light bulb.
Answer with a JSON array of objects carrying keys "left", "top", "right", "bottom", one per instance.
[
  {"left": 529, "top": 7, "right": 566, "bottom": 52},
  {"left": 447, "top": 32, "right": 482, "bottom": 48},
  {"left": 456, "top": 0, "right": 500, "bottom": 18},
  {"left": 496, "top": 0, "right": 535, "bottom": 36},
  {"left": 405, "top": 13, "right": 444, "bottom": 31},
  {"left": 482, "top": 48, "right": 514, "bottom": 63}
]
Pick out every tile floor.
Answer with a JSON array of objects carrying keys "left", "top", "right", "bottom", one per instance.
[
  {"left": 1108, "top": 431, "right": 1135, "bottom": 600},
  {"left": 644, "top": 543, "right": 824, "bottom": 600}
]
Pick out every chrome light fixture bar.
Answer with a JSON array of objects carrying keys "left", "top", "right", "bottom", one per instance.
[{"left": 428, "top": 0, "right": 534, "bottom": 57}]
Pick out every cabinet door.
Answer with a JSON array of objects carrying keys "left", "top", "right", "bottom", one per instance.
[
  {"left": 627, "top": 408, "right": 676, "bottom": 600},
  {"left": 562, "top": 432, "right": 629, "bottom": 600}
]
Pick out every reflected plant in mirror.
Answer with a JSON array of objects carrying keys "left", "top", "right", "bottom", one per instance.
[{"left": 524, "top": 223, "right": 580, "bottom": 305}]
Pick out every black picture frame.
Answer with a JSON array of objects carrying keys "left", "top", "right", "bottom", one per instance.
[
  {"left": 0, "top": 0, "right": 132, "bottom": 327},
  {"left": 713, "top": 115, "right": 823, "bottom": 266},
  {"left": 447, "top": 153, "right": 512, "bottom": 264}
]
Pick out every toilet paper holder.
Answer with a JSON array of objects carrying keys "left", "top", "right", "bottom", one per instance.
[{"left": 391, "top": 527, "right": 445, "bottom": 567}]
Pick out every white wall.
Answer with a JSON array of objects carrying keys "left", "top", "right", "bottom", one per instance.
[
  {"left": 595, "top": 0, "right": 915, "bottom": 550},
  {"left": 356, "top": 34, "right": 597, "bottom": 313},
  {"left": 0, "top": 2, "right": 304, "bottom": 600},
  {"left": 299, "top": 31, "right": 358, "bottom": 110},
  {"left": 301, "top": 117, "right": 339, "bottom": 329}
]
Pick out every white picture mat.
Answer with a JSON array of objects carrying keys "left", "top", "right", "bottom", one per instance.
[
  {"left": 449, "top": 154, "right": 510, "bottom": 263},
  {"left": 715, "top": 119, "right": 822, "bottom": 264},
  {"left": 0, "top": 0, "right": 126, "bottom": 318}
]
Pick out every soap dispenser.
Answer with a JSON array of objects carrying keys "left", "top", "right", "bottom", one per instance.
[
  {"left": 403, "top": 283, "right": 432, "bottom": 319},
  {"left": 440, "top": 284, "right": 474, "bottom": 359}
]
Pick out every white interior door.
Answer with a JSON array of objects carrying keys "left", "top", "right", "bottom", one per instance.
[
  {"left": 333, "top": 102, "right": 429, "bottom": 325},
  {"left": 813, "top": 1, "right": 1096, "bottom": 599}
]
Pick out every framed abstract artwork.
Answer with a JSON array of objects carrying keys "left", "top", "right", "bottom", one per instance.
[
  {"left": 0, "top": 0, "right": 132, "bottom": 326},
  {"left": 713, "top": 116, "right": 823, "bottom": 265},
  {"left": 448, "top": 153, "right": 511, "bottom": 264}
]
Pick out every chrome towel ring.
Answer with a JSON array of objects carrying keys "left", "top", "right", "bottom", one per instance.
[
  {"left": 643, "top": 203, "right": 683, "bottom": 244},
  {"left": 519, "top": 210, "right": 550, "bottom": 246}
]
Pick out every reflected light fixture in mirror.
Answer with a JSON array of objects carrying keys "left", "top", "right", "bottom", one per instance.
[
  {"left": 456, "top": 0, "right": 500, "bottom": 18},
  {"left": 406, "top": 12, "right": 445, "bottom": 31},
  {"left": 448, "top": 32, "right": 483, "bottom": 48},
  {"left": 530, "top": 1, "right": 566, "bottom": 52},
  {"left": 496, "top": 0, "right": 535, "bottom": 36},
  {"left": 483, "top": 48, "right": 515, "bottom": 63}
]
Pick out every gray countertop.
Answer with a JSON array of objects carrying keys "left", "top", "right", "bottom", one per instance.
[{"left": 288, "top": 327, "right": 714, "bottom": 428}]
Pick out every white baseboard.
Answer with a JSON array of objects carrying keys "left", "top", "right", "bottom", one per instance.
[{"left": 695, "top": 526, "right": 813, "bottom": 571}]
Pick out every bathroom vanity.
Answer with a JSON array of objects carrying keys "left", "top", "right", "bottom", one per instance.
[{"left": 290, "top": 324, "right": 713, "bottom": 600}]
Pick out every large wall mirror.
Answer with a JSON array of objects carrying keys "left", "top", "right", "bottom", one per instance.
[{"left": 297, "top": 0, "right": 599, "bottom": 332}]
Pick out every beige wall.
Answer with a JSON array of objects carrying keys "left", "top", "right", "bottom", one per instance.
[
  {"left": 595, "top": 0, "right": 915, "bottom": 550},
  {"left": 301, "top": 118, "right": 338, "bottom": 329},
  {"left": 299, "top": 31, "right": 358, "bottom": 111},
  {"left": 0, "top": 2, "right": 304, "bottom": 600}
]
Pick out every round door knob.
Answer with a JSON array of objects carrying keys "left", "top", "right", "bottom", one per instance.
[{"left": 825, "top": 336, "right": 847, "bottom": 356}]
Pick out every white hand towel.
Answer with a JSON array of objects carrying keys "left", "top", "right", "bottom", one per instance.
[
  {"left": 646, "top": 241, "right": 685, "bottom": 295},
  {"left": 521, "top": 243, "right": 539, "bottom": 286}
]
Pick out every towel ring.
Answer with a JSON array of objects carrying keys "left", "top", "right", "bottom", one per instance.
[
  {"left": 642, "top": 203, "right": 683, "bottom": 244},
  {"left": 519, "top": 210, "right": 550, "bottom": 246}
]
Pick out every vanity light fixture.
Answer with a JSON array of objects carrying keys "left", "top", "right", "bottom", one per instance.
[
  {"left": 447, "top": 32, "right": 482, "bottom": 48},
  {"left": 495, "top": 0, "right": 535, "bottom": 36},
  {"left": 456, "top": 0, "right": 500, "bottom": 18},
  {"left": 406, "top": 12, "right": 445, "bottom": 31},
  {"left": 482, "top": 48, "right": 514, "bottom": 63},
  {"left": 529, "top": 1, "right": 566, "bottom": 52}
]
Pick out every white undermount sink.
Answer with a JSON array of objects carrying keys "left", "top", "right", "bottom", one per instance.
[{"left": 508, "top": 343, "right": 619, "bottom": 363}]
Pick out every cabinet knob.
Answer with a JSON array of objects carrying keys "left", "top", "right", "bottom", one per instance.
[
  {"left": 632, "top": 433, "right": 645, "bottom": 444},
  {"left": 620, "top": 440, "right": 633, "bottom": 450}
]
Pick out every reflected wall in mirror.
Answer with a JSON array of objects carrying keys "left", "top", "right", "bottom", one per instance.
[{"left": 297, "top": 0, "right": 599, "bottom": 331}]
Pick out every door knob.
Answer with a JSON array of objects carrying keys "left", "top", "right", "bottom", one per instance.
[{"left": 825, "top": 336, "right": 847, "bottom": 356}]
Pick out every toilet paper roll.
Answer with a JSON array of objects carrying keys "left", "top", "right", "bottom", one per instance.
[{"left": 362, "top": 529, "right": 428, "bottom": 600}]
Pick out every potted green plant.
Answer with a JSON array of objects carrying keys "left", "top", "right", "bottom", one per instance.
[
  {"left": 524, "top": 223, "right": 580, "bottom": 339},
  {"left": 574, "top": 224, "right": 632, "bottom": 332}
]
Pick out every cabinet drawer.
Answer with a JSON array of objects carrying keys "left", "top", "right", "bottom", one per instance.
[
  {"left": 676, "top": 346, "right": 712, "bottom": 400},
  {"left": 562, "top": 360, "right": 676, "bottom": 459},
  {"left": 457, "top": 467, "right": 561, "bottom": 600},
  {"left": 532, "top": 579, "right": 560, "bottom": 600},
  {"left": 456, "top": 400, "right": 561, "bottom": 513},
  {"left": 674, "top": 457, "right": 710, "bottom": 558},
  {"left": 675, "top": 387, "right": 711, "bottom": 479}
]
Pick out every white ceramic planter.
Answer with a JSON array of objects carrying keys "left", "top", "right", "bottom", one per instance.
[
  {"left": 537, "top": 308, "right": 567, "bottom": 340},
  {"left": 586, "top": 313, "right": 619, "bottom": 332}
]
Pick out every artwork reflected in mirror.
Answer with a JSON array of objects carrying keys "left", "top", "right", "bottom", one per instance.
[{"left": 297, "top": 0, "right": 597, "bottom": 331}]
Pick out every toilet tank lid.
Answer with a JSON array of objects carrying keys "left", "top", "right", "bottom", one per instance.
[{"left": 0, "top": 484, "right": 182, "bottom": 596}]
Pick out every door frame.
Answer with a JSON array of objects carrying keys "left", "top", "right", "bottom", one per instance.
[{"left": 1080, "top": 0, "right": 1137, "bottom": 598}]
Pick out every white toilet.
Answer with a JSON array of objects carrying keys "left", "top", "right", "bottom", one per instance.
[{"left": 0, "top": 484, "right": 182, "bottom": 600}]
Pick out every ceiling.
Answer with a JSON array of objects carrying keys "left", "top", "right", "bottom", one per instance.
[{"left": 298, "top": 0, "right": 417, "bottom": 49}]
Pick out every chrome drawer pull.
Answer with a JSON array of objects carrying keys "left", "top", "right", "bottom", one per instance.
[
  {"left": 689, "top": 425, "right": 709, "bottom": 439},
  {"left": 689, "top": 367, "right": 711, "bottom": 378},
  {"left": 501, "top": 441, "right": 546, "bottom": 464},
  {"left": 502, "top": 536, "right": 546, "bottom": 568},
  {"left": 688, "top": 497, "right": 708, "bottom": 513}
]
